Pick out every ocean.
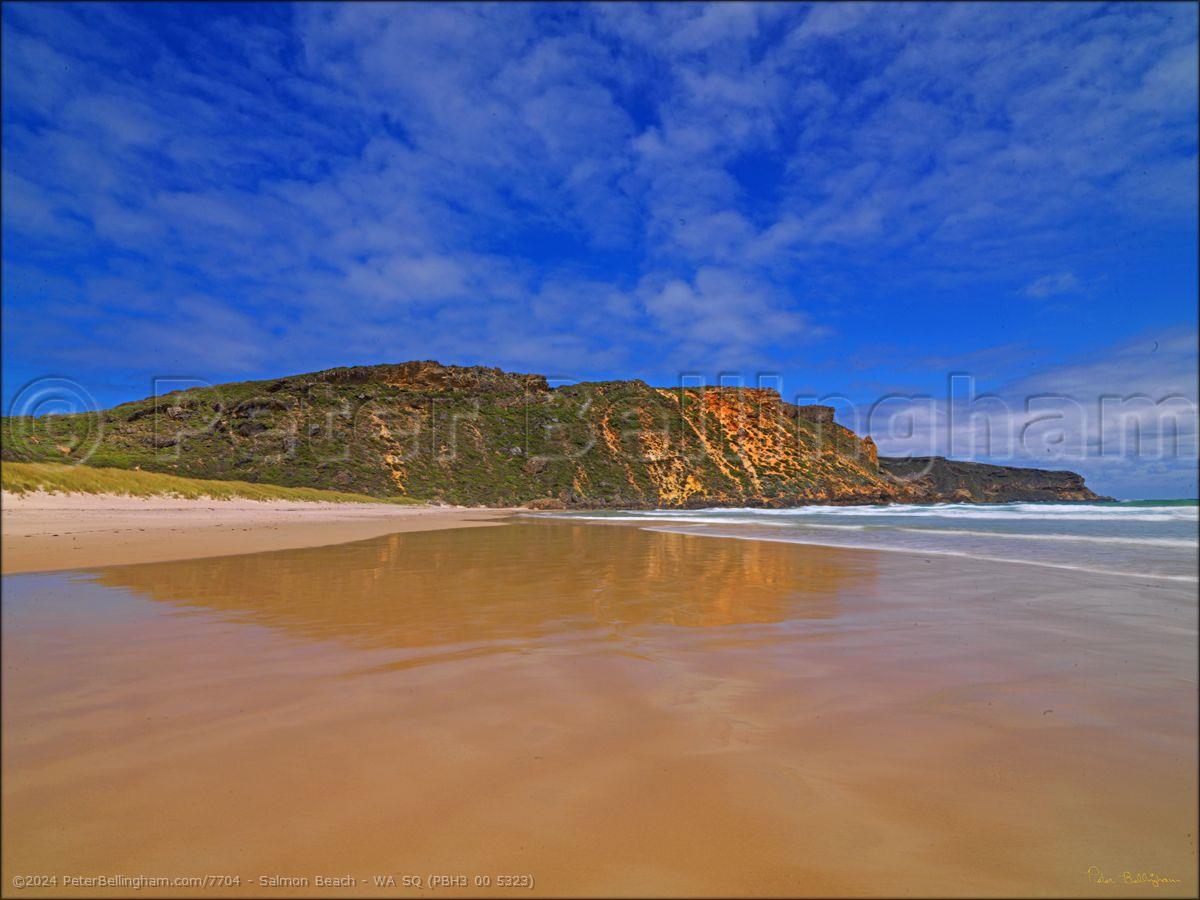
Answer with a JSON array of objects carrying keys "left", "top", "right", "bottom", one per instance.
[{"left": 543, "top": 500, "right": 1200, "bottom": 583}]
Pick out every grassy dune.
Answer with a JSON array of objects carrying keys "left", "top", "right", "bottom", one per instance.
[{"left": 1, "top": 461, "right": 418, "bottom": 504}]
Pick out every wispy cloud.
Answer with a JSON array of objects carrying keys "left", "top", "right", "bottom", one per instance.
[
  {"left": 1023, "top": 271, "right": 1083, "bottom": 299},
  {"left": 2, "top": 2, "right": 1196, "bottom": 494},
  {"left": 864, "top": 330, "right": 1199, "bottom": 498}
]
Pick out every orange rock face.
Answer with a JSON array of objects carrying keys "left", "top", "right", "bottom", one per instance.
[{"left": 4, "top": 362, "right": 1105, "bottom": 506}]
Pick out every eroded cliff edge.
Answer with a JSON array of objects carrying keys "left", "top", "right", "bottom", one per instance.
[
  {"left": 3, "top": 361, "right": 1108, "bottom": 507},
  {"left": 879, "top": 456, "right": 1111, "bottom": 503}
]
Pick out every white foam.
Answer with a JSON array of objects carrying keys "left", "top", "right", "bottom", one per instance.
[
  {"left": 523, "top": 513, "right": 869, "bottom": 530},
  {"left": 639, "top": 525, "right": 1200, "bottom": 583},
  {"left": 893, "top": 527, "right": 1197, "bottom": 548},
  {"left": 526, "top": 502, "right": 1198, "bottom": 582},
  {"left": 704, "top": 505, "right": 1195, "bottom": 522},
  {"left": 549, "top": 503, "right": 1198, "bottom": 523}
]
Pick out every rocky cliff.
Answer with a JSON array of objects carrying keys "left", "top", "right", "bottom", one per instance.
[
  {"left": 878, "top": 456, "right": 1111, "bottom": 503},
  {"left": 3, "top": 361, "right": 1106, "bottom": 506}
]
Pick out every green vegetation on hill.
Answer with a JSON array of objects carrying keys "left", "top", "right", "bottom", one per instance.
[
  {"left": 1, "top": 361, "right": 1103, "bottom": 507},
  {"left": 2, "top": 361, "right": 888, "bottom": 507},
  {"left": 1, "top": 461, "right": 414, "bottom": 504}
]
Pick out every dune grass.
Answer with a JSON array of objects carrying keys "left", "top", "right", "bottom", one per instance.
[{"left": 1, "top": 461, "right": 418, "bottom": 505}]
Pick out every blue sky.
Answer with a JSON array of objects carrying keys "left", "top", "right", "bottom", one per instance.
[{"left": 2, "top": 2, "right": 1197, "bottom": 496}]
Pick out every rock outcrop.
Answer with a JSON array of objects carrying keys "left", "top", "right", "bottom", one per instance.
[
  {"left": 879, "top": 456, "right": 1109, "bottom": 503},
  {"left": 2, "top": 361, "right": 1107, "bottom": 506}
]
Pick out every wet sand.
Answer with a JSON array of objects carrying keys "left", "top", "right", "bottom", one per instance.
[
  {"left": 1, "top": 491, "right": 515, "bottom": 573},
  {"left": 2, "top": 521, "right": 1196, "bottom": 897}
]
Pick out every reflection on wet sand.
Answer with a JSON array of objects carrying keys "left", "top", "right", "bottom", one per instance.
[
  {"left": 91, "top": 522, "right": 870, "bottom": 647},
  {"left": 3, "top": 522, "right": 1196, "bottom": 898}
]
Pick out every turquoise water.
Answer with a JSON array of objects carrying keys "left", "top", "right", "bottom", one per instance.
[{"left": 545, "top": 501, "right": 1200, "bottom": 582}]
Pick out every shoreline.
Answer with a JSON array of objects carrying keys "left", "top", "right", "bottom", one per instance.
[
  {"left": 6, "top": 490, "right": 1193, "bottom": 582},
  {"left": 1, "top": 490, "right": 517, "bottom": 574},
  {"left": 525, "top": 500, "right": 1198, "bottom": 585},
  {"left": 4, "top": 518, "right": 1195, "bottom": 896},
  {"left": 616, "top": 521, "right": 1200, "bottom": 583}
]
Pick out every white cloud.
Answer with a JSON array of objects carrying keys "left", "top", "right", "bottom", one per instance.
[
  {"left": 1, "top": 0, "right": 1194, "bottom": 499},
  {"left": 640, "top": 267, "right": 827, "bottom": 359},
  {"left": 1023, "top": 271, "right": 1083, "bottom": 299},
  {"left": 865, "top": 330, "right": 1199, "bottom": 498}
]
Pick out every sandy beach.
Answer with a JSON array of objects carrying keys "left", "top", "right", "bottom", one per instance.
[
  {"left": 4, "top": 1, "right": 1194, "bottom": 896},
  {"left": 1, "top": 491, "right": 515, "bottom": 574},
  {"left": 2, "top": 514, "right": 1196, "bottom": 897}
]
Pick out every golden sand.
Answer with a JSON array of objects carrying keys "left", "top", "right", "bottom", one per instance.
[
  {"left": 0, "top": 490, "right": 514, "bottom": 573},
  {"left": 2, "top": 521, "right": 1196, "bottom": 897}
]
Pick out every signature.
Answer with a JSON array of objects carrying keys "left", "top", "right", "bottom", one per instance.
[{"left": 1088, "top": 866, "right": 1183, "bottom": 888}]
